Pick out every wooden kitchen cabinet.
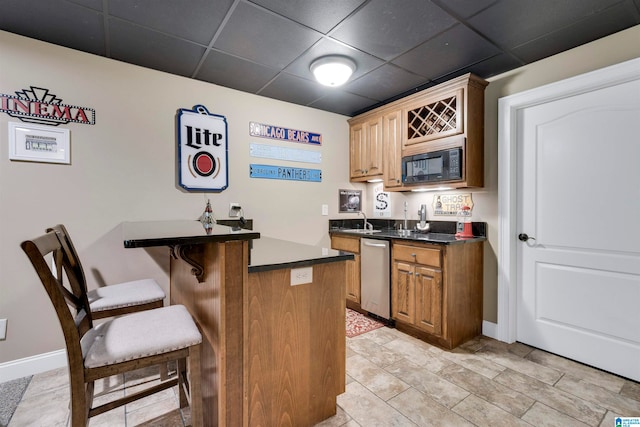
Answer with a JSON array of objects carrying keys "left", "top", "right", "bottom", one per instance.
[
  {"left": 392, "top": 244, "right": 442, "bottom": 334},
  {"left": 348, "top": 73, "right": 487, "bottom": 191},
  {"left": 330, "top": 235, "right": 361, "bottom": 305},
  {"left": 391, "top": 240, "right": 483, "bottom": 349},
  {"left": 349, "top": 115, "right": 383, "bottom": 181},
  {"left": 383, "top": 109, "right": 403, "bottom": 188},
  {"left": 403, "top": 87, "right": 464, "bottom": 147}
]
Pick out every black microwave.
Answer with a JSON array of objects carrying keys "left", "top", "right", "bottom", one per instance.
[{"left": 402, "top": 148, "right": 462, "bottom": 184}]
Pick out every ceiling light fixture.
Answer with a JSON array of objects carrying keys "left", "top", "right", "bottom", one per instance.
[{"left": 310, "top": 55, "right": 356, "bottom": 87}]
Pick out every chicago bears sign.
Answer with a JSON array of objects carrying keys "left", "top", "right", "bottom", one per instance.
[{"left": 177, "top": 105, "right": 228, "bottom": 192}]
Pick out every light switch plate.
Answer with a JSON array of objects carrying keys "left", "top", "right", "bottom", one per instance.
[
  {"left": 0, "top": 319, "right": 6, "bottom": 340},
  {"left": 290, "top": 267, "right": 312, "bottom": 286},
  {"left": 321, "top": 204, "right": 328, "bottom": 215}
]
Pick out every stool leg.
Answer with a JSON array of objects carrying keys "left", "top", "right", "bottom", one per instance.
[{"left": 188, "top": 345, "right": 203, "bottom": 427}]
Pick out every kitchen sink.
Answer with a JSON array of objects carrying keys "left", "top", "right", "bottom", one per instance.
[{"left": 339, "top": 229, "right": 382, "bottom": 234}]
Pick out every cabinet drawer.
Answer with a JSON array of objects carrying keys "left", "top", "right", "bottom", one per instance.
[
  {"left": 393, "top": 244, "right": 441, "bottom": 267},
  {"left": 331, "top": 235, "right": 360, "bottom": 253}
]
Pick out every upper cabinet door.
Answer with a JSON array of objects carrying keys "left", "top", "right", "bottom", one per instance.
[
  {"left": 349, "top": 122, "right": 365, "bottom": 179},
  {"left": 403, "top": 88, "right": 464, "bottom": 147},
  {"left": 383, "top": 109, "right": 403, "bottom": 188},
  {"left": 365, "top": 116, "right": 383, "bottom": 177},
  {"left": 349, "top": 116, "right": 383, "bottom": 181}
]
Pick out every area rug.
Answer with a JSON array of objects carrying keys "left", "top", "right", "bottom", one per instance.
[
  {"left": 346, "top": 308, "right": 385, "bottom": 338},
  {"left": 0, "top": 376, "right": 31, "bottom": 427}
]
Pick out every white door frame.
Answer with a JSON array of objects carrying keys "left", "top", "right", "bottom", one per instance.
[{"left": 496, "top": 57, "right": 640, "bottom": 343}]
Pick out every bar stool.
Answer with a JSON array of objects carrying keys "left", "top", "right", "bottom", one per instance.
[
  {"left": 21, "top": 230, "right": 204, "bottom": 426},
  {"left": 47, "top": 224, "right": 165, "bottom": 319}
]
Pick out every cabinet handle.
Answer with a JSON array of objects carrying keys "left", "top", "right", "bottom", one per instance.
[
  {"left": 411, "top": 253, "right": 416, "bottom": 257},
  {"left": 415, "top": 273, "right": 420, "bottom": 277}
]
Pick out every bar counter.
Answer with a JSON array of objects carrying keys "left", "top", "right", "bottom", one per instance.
[{"left": 122, "top": 220, "right": 351, "bottom": 426}]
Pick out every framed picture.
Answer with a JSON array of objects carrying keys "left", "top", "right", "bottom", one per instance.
[
  {"left": 339, "top": 189, "right": 362, "bottom": 213},
  {"left": 8, "top": 121, "right": 70, "bottom": 164}
]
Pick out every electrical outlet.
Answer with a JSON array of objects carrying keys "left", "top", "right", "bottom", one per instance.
[
  {"left": 229, "top": 203, "right": 241, "bottom": 217},
  {"left": 321, "top": 204, "right": 329, "bottom": 216},
  {"left": 0, "top": 319, "right": 7, "bottom": 340},
  {"left": 290, "top": 267, "right": 312, "bottom": 286}
]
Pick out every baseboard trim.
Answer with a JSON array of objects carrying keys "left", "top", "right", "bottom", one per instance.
[
  {"left": 0, "top": 349, "right": 67, "bottom": 383},
  {"left": 482, "top": 320, "right": 499, "bottom": 341}
]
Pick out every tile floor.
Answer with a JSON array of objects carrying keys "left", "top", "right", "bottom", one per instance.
[{"left": 7, "top": 327, "right": 640, "bottom": 426}]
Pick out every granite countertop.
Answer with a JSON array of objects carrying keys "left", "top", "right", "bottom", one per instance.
[
  {"left": 328, "top": 219, "right": 487, "bottom": 245},
  {"left": 122, "top": 220, "right": 352, "bottom": 273},
  {"left": 249, "top": 237, "right": 353, "bottom": 273},
  {"left": 329, "top": 228, "right": 486, "bottom": 244},
  {"left": 122, "top": 219, "right": 260, "bottom": 248}
]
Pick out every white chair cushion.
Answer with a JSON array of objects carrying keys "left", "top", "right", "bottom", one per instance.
[
  {"left": 87, "top": 279, "right": 165, "bottom": 312},
  {"left": 82, "top": 304, "right": 201, "bottom": 368}
]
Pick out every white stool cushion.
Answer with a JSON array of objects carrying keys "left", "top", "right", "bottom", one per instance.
[
  {"left": 87, "top": 279, "right": 165, "bottom": 312},
  {"left": 82, "top": 305, "right": 201, "bottom": 368}
]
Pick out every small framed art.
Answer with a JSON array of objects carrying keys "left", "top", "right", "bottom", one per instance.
[{"left": 8, "top": 121, "right": 70, "bottom": 164}]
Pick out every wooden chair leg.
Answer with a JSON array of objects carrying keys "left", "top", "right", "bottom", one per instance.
[
  {"left": 188, "top": 345, "right": 203, "bottom": 427},
  {"left": 178, "top": 358, "right": 188, "bottom": 408},
  {"left": 69, "top": 375, "right": 90, "bottom": 427},
  {"left": 159, "top": 362, "right": 169, "bottom": 381}
]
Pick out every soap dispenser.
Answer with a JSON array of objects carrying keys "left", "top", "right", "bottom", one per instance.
[{"left": 416, "top": 204, "right": 430, "bottom": 232}]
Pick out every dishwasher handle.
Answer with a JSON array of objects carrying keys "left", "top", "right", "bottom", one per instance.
[{"left": 362, "top": 240, "right": 388, "bottom": 248}]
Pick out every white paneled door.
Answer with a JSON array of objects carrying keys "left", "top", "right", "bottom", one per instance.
[{"left": 515, "top": 70, "right": 640, "bottom": 380}]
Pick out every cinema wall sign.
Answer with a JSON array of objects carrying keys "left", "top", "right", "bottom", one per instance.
[
  {"left": 177, "top": 105, "right": 228, "bottom": 192},
  {"left": 1, "top": 86, "right": 95, "bottom": 126}
]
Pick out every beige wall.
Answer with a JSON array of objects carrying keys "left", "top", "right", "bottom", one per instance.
[
  {"left": 2, "top": 24, "right": 640, "bottom": 367},
  {"left": 0, "top": 30, "right": 361, "bottom": 364}
]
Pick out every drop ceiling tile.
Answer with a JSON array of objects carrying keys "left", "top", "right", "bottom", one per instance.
[
  {"left": 67, "top": 0, "right": 103, "bottom": 11},
  {"left": 330, "top": 0, "right": 457, "bottom": 61},
  {"left": 213, "top": 1, "right": 322, "bottom": 69},
  {"left": 108, "top": 0, "right": 233, "bottom": 45},
  {"left": 432, "top": 0, "right": 498, "bottom": 19},
  {"left": 0, "top": 0, "right": 105, "bottom": 55},
  {"left": 248, "top": 0, "right": 366, "bottom": 33},
  {"left": 196, "top": 50, "right": 279, "bottom": 93},
  {"left": 344, "top": 64, "right": 427, "bottom": 101},
  {"left": 109, "top": 20, "right": 205, "bottom": 77},
  {"left": 511, "top": 1, "right": 640, "bottom": 63},
  {"left": 309, "top": 91, "right": 378, "bottom": 116},
  {"left": 259, "top": 73, "right": 330, "bottom": 106},
  {"left": 393, "top": 24, "right": 501, "bottom": 81},
  {"left": 464, "top": 53, "right": 523, "bottom": 79},
  {"left": 285, "top": 38, "right": 384, "bottom": 81},
  {"left": 468, "top": 0, "right": 626, "bottom": 49}
]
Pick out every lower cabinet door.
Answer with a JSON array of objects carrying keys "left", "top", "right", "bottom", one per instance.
[
  {"left": 414, "top": 266, "right": 442, "bottom": 335},
  {"left": 346, "top": 254, "right": 361, "bottom": 303},
  {"left": 391, "top": 261, "right": 415, "bottom": 324}
]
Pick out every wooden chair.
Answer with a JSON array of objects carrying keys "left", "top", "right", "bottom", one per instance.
[
  {"left": 21, "top": 231, "right": 203, "bottom": 426},
  {"left": 47, "top": 224, "right": 165, "bottom": 319}
]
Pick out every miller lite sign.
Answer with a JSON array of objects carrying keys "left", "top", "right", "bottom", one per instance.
[{"left": 177, "top": 105, "right": 228, "bottom": 192}]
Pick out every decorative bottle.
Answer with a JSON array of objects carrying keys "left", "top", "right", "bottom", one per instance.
[{"left": 200, "top": 199, "right": 216, "bottom": 231}]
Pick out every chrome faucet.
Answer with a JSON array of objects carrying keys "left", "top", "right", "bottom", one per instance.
[{"left": 358, "top": 211, "right": 374, "bottom": 230}]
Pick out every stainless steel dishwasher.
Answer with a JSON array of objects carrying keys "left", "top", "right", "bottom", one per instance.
[{"left": 360, "top": 238, "right": 390, "bottom": 320}]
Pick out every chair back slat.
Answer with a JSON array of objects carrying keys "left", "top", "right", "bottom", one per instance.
[
  {"left": 21, "top": 231, "right": 94, "bottom": 359},
  {"left": 47, "top": 224, "right": 88, "bottom": 299}
]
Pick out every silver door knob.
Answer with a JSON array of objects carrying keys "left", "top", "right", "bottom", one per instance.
[{"left": 518, "top": 233, "right": 536, "bottom": 242}]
